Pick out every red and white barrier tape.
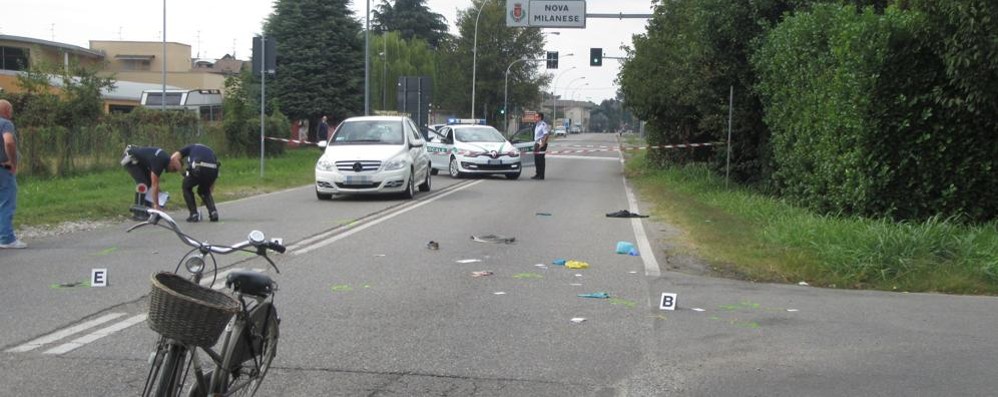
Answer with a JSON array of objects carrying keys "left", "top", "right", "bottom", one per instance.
[{"left": 265, "top": 136, "right": 724, "bottom": 155}]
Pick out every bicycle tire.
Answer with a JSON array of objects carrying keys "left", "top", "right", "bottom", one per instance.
[
  {"left": 215, "top": 308, "right": 279, "bottom": 396},
  {"left": 150, "top": 343, "right": 187, "bottom": 397}
]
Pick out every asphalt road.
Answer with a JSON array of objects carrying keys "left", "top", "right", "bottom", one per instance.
[{"left": 1, "top": 133, "right": 996, "bottom": 396}]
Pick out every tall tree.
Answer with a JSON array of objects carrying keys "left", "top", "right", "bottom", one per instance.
[
  {"left": 371, "top": 31, "right": 438, "bottom": 112},
  {"left": 436, "top": 0, "right": 550, "bottom": 124},
  {"left": 265, "top": 0, "right": 364, "bottom": 131},
  {"left": 372, "top": 0, "right": 450, "bottom": 48}
]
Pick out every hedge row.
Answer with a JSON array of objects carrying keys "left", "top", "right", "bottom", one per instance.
[{"left": 753, "top": 2, "right": 998, "bottom": 222}]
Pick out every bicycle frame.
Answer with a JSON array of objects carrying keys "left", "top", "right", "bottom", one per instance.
[{"left": 132, "top": 209, "right": 283, "bottom": 397}]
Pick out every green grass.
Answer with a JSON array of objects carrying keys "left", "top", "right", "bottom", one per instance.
[
  {"left": 14, "top": 148, "right": 320, "bottom": 227},
  {"left": 625, "top": 152, "right": 998, "bottom": 295}
]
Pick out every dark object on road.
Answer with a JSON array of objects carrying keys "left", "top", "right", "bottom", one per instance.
[
  {"left": 578, "top": 292, "right": 610, "bottom": 299},
  {"left": 606, "top": 210, "right": 649, "bottom": 218},
  {"left": 536, "top": 212, "right": 552, "bottom": 216},
  {"left": 471, "top": 234, "right": 516, "bottom": 244},
  {"left": 427, "top": 241, "right": 439, "bottom": 250}
]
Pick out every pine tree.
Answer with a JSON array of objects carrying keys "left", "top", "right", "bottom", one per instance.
[
  {"left": 372, "top": 0, "right": 449, "bottom": 48},
  {"left": 265, "top": 0, "right": 364, "bottom": 130}
]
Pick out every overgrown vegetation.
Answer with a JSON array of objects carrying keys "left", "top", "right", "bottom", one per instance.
[
  {"left": 626, "top": 154, "right": 998, "bottom": 295},
  {"left": 619, "top": 0, "right": 998, "bottom": 223}
]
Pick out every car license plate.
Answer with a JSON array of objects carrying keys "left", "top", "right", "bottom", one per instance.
[
  {"left": 487, "top": 159, "right": 501, "bottom": 165},
  {"left": 345, "top": 175, "right": 371, "bottom": 185}
]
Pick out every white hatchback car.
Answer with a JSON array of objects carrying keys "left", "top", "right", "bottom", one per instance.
[
  {"left": 427, "top": 120, "right": 530, "bottom": 180},
  {"left": 315, "top": 116, "right": 431, "bottom": 200}
]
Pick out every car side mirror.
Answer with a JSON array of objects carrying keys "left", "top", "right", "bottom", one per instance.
[{"left": 317, "top": 140, "right": 328, "bottom": 148}]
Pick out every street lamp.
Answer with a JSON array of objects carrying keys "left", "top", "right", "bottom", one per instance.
[
  {"left": 504, "top": 57, "right": 544, "bottom": 134},
  {"left": 504, "top": 50, "right": 572, "bottom": 134},
  {"left": 550, "top": 66, "right": 577, "bottom": 122},
  {"left": 364, "top": 0, "right": 372, "bottom": 115},
  {"left": 557, "top": 76, "right": 585, "bottom": 126}
]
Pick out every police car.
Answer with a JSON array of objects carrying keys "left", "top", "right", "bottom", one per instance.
[{"left": 427, "top": 119, "right": 532, "bottom": 180}]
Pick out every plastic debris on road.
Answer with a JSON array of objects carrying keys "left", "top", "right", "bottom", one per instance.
[
  {"left": 456, "top": 259, "right": 482, "bottom": 264},
  {"left": 565, "top": 260, "right": 590, "bottom": 269},
  {"left": 798, "top": 281, "right": 810, "bottom": 286},
  {"left": 471, "top": 271, "right": 494, "bottom": 278},
  {"left": 691, "top": 308, "right": 706, "bottom": 312},
  {"left": 628, "top": 248, "right": 640, "bottom": 256},
  {"left": 569, "top": 283, "right": 583, "bottom": 286},
  {"left": 629, "top": 271, "right": 638, "bottom": 274},
  {"left": 426, "top": 241, "right": 440, "bottom": 250},
  {"left": 787, "top": 309, "right": 799, "bottom": 312},
  {"left": 552, "top": 259, "right": 567, "bottom": 266},
  {"left": 513, "top": 272, "right": 543, "bottom": 279},
  {"left": 570, "top": 317, "right": 587, "bottom": 324},
  {"left": 493, "top": 291, "right": 507, "bottom": 295},
  {"left": 534, "top": 264, "right": 547, "bottom": 268},
  {"left": 606, "top": 209, "right": 649, "bottom": 218},
  {"left": 331, "top": 284, "right": 353, "bottom": 292},
  {"left": 578, "top": 292, "right": 610, "bottom": 299},
  {"left": 471, "top": 234, "right": 516, "bottom": 244},
  {"left": 616, "top": 241, "right": 635, "bottom": 254}
]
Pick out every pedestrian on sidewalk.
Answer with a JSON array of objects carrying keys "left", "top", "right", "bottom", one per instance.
[
  {"left": 532, "top": 112, "right": 550, "bottom": 180},
  {"left": 0, "top": 99, "right": 26, "bottom": 249}
]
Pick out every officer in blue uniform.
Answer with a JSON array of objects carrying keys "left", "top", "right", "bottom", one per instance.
[
  {"left": 171, "top": 144, "right": 220, "bottom": 222},
  {"left": 122, "top": 146, "right": 178, "bottom": 214}
]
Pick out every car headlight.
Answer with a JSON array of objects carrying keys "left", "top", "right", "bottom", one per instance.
[
  {"left": 383, "top": 156, "right": 408, "bottom": 171},
  {"left": 507, "top": 149, "right": 520, "bottom": 157},
  {"left": 316, "top": 159, "right": 336, "bottom": 172},
  {"left": 464, "top": 151, "right": 484, "bottom": 158}
]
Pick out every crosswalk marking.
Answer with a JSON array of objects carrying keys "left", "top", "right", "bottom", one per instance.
[{"left": 6, "top": 313, "right": 127, "bottom": 353}]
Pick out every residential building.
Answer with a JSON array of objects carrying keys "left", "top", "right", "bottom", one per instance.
[
  {"left": 89, "top": 40, "right": 225, "bottom": 93},
  {"left": 0, "top": 34, "right": 104, "bottom": 93}
]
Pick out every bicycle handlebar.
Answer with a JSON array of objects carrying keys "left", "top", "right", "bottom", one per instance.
[{"left": 127, "top": 209, "right": 286, "bottom": 271}]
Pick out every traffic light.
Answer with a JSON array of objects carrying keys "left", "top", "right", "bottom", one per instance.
[
  {"left": 590, "top": 48, "right": 603, "bottom": 67},
  {"left": 546, "top": 51, "right": 559, "bottom": 69},
  {"left": 500, "top": 107, "right": 506, "bottom": 115}
]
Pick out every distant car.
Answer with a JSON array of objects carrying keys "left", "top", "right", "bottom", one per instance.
[
  {"left": 427, "top": 119, "right": 525, "bottom": 180},
  {"left": 569, "top": 125, "right": 582, "bottom": 134},
  {"left": 553, "top": 127, "right": 567, "bottom": 137},
  {"left": 315, "top": 116, "right": 432, "bottom": 200}
]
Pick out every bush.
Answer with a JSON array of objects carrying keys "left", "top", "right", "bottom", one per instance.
[{"left": 753, "top": 3, "right": 998, "bottom": 222}]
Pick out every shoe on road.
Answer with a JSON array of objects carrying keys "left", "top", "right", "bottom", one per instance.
[{"left": 186, "top": 213, "right": 201, "bottom": 223}]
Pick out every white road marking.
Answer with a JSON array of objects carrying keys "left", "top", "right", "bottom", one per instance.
[
  {"left": 292, "top": 180, "right": 484, "bottom": 255},
  {"left": 618, "top": 147, "right": 662, "bottom": 278},
  {"left": 6, "top": 313, "right": 127, "bottom": 353},
  {"left": 43, "top": 314, "right": 148, "bottom": 355}
]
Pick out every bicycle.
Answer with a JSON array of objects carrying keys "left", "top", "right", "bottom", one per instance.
[{"left": 128, "top": 209, "right": 286, "bottom": 397}]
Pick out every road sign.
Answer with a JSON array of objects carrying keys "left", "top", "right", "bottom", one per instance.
[
  {"left": 91, "top": 268, "right": 108, "bottom": 288},
  {"left": 506, "top": 0, "right": 586, "bottom": 29}
]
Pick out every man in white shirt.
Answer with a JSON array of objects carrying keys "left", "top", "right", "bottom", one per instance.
[{"left": 532, "top": 112, "right": 550, "bottom": 180}]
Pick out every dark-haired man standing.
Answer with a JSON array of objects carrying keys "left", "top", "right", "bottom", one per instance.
[{"left": 532, "top": 112, "right": 550, "bottom": 180}]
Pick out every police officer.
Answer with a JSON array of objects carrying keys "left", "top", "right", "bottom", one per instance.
[
  {"left": 171, "top": 144, "right": 220, "bottom": 222},
  {"left": 122, "top": 145, "right": 179, "bottom": 213}
]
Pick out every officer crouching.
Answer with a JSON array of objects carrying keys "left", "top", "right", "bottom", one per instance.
[{"left": 170, "top": 144, "right": 220, "bottom": 222}]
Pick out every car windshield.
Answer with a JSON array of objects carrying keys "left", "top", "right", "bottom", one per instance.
[
  {"left": 330, "top": 120, "right": 404, "bottom": 145},
  {"left": 455, "top": 127, "right": 505, "bottom": 143}
]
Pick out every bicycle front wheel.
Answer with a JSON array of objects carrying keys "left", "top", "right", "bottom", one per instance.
[
  {"left": 218, "top": 308, "right": 279, "bottom": 396},
  {"left": 145, "top": 342, "right": 188, "bottom": 397}
]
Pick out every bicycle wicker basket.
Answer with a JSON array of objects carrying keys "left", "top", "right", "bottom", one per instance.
[{"left": 147, "top": 272, "right": 240, "bottom": 347}]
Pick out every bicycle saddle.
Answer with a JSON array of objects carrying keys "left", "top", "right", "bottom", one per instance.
[{"left": 225, "top": 270, "right": 274, "bottom": 297}]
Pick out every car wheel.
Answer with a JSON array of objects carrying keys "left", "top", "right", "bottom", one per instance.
[
  {"left": 449, "top": 157, "right": 464, "bottom": 178},
  {"left": 316, "top": 189, "right": 333, "bottom": 200},
  {"left": 506, "top": 172, "right": 521, "bottom": 180},
  {"left": 402, "top": 171, "right": 415, "bottom": 199},
  {"left": 418, "top": 167, "right": 431, "bottom": 192},
  {"left": 430, "top": 168, "right": 439, "bottom": 176}
]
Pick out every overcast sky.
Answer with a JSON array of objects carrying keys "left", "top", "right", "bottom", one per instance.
[{"left": 4, "top": 0, "right": 652, "bottom": 102}]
